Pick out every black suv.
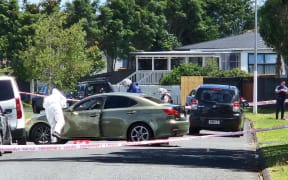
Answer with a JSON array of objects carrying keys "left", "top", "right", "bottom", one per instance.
[
  {"left": 189, "top": 84, "right": 244, "bottom": 135},
  {"left": 32, "top": 79, "right": 114, "bottom": 113}
]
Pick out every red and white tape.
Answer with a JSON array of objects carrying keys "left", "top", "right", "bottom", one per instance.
[
  {"left": 1, "top": 125, "right": 288, "bottom": 152},
  {"left": 20, "top": 91, "right": 79, "bottom": 102}
]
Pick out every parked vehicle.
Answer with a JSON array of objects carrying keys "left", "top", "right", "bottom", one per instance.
[
  {"left": 189, "top": 84, "right": 244, "bottom": 135},
  {"left": 32, "top": 79, "right": 114, "bottom": 114},
  {"left": 31, "top": 84, "right": 48, "bottom": 114},
  {"left": 0, "top": 76, "right": 26, "bottom": 145},
  {"left": 26, "top": 92, "right": 189, "bottom": 144},
  {"left": 0, "top": 106, "right": 13, "bottom": 156}
]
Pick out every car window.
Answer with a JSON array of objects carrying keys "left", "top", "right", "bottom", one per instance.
[
  {"left": 143, "top": 96, "right": 162, "bottom": 104},
  {"left": 0, "top": 80, "right": 14, "bottom": 100},
  {"left": 198, "top": 88, "right": 235, "bottom": 103},
  {"left": 104, "top": 96, "right": 137, "bottom": 109},
  {"left": 73, "top": 97, "right": 104, "bottom": 111}
]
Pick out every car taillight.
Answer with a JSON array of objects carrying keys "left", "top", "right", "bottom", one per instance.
[
  {"left": 163, "top": 109, "right": 180, "bottom": 117},
  {"left": 233, "top": 101, "right": 240, "bottom": 112},
  {"left": 16, "top": 98, "right": 23, "bottom": 119},
  {"left": 191, "top": 99, "right": 198, "bottom": 110}
]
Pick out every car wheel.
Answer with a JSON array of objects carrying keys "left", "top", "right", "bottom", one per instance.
[
  {"left": 189, "top": 127, "right": 200, "bottom": 135},
  {"left": 30, "top": 123, "right": 51, "bottom": 145},
  {"left": 128, "top": 123, "right": 153, "bottom": 142}
]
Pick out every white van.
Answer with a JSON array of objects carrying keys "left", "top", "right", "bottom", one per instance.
[{"left": 0, "top": 76, "right": 26, "bottom": 145}]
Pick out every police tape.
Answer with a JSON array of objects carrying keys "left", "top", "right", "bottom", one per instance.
[
  {"left": 20, "top": 91, "right": 79, "bottom": 102},
  {"left": 1, "top": 125, "right": 288, "bottom": 152}
]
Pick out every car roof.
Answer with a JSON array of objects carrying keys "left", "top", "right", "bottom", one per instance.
[
  {"left": 198, "top": 84, "right": 237, "bottom": 90},
  {"left": 0, "top": 76, "right": 14, "bottom": 81},
  {"left": 88, "top": 92, "right": 147, "bottom": 97}
]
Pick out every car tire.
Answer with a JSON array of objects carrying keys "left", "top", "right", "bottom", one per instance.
[
  {"left": 127, "top": 123, "right": 153, "bottom": 142},
  {"left": 189, "top": 127, "right": 200, "bottom": 135},
  {"left": 17, "top": 136, "right": 27, "bottom": 145},
  {"left": 30, "top": 123, "right": 51, "bottom": 145}
]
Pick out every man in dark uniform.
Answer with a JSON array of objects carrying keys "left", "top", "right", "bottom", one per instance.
[{"left": 275, "top": 81, "right": 288, "bottom": 120}]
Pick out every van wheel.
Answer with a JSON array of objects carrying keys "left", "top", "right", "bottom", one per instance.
[
  {"left": 17, "top": 136, "right": 27, "bottom": 145},
  {"left": 189, "top": 127, "right": 200, "bottom": 135}
]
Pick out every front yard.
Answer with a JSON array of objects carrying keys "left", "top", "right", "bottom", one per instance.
[{"left": 245, "top": 108, "right": 288, "bottom": 180}]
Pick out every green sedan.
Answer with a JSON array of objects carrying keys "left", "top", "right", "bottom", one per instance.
[{"left": 25, "top": 92, "right": 189, "bottom": 144}]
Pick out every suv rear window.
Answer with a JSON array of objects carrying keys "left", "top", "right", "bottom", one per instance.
[
  {"left": 0, "top": 80, "right": 14, "bottom": 100},
  {"left": 197, "top": 88, "right": 235, "bottom": 103}
]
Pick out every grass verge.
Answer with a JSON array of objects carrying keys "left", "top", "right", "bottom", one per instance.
[{"left": 244, "top": 107, "right": 288, "bottom": 180}]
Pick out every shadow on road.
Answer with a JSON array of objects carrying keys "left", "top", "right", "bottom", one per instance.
[{"left": 0, "top": 147, "right": 258, "bottom": 172}]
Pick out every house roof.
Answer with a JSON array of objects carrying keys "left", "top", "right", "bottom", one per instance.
[{"left": 175, "top": 32, "right": 272, "bottom": 51}]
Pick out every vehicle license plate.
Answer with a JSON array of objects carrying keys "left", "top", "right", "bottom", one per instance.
[{"left": 208, "top": 120, "right": 220, "bottom": 125}]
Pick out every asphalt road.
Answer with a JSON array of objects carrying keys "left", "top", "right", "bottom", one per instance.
[{"left": 0, "top": 120, "right": 259, "bottom": 180}]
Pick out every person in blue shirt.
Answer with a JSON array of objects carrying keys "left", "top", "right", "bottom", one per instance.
[
  {"left": 275, "top": 81, "right": 288, "bottom": 120},
  {"left": 121, "top": 79, "right": 142, "bottom": 93}
]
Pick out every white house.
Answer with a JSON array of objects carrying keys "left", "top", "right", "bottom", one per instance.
[{"left": 126, "top": 32, "right": 284, "bottom": 84}]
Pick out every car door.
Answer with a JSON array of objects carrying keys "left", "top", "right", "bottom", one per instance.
[
  {"left": 61, "top": 97, "right": 104, "bottom": 138},
  {"left": 101, "top": 95, "right": 138, "bottom": 138}
]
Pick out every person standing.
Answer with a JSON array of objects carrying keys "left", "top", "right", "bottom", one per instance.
[
  {"left": 43, "top": 88, "right": 67, "bottom": 143},
  {"left": 120, "top": 79, "right": 142, "bottom": 93},
  {"left": 275, "top": 81, "right": 288, "bottom": 120},
  {"left": 159, "top": 88, "right": 173, "bottom": 104}
]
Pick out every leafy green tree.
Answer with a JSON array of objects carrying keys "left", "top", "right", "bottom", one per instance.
[
  {"left": 202, "top": 0, "right": 254, "bottom": 39},
  {"left": 98, "top": 0, "right": 179, "bottom": 72},
  {"left": 0, "top": 0, "right": 33, "bottom": 80},
  {"left": 165, "top": 0, "right": 208, "bottom": 45},
  {"left": 21, "top": 13, "right": 93, "bottom": 91},
  {"left": 259, "top": 0, "right": 288, "bottom": 63},
  {"left": 65, "top": 0, "right": 101, "bottom": 47}
]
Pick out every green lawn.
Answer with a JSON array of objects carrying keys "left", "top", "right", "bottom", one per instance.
[{"left": 245, "top": 108, "right": 288, "bottom": 180}]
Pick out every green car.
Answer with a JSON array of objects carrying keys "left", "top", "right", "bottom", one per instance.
[{"left": 25, "top": 92, "right": 189, "bottom": 144}]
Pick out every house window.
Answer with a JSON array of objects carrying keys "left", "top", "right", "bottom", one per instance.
[
  {"left": 229, "top": 54, "right": 240, "bottom": 69},
  {"left": 189, "top": 57, "right": 202, "bottom": 66},
  {"left": 171, "top": 57, "right": 185, "bottom": 69},
  {"left": 248, "top": 53, "right": 277, "bottom": 74},
  {"left": 138, "top": 58, "right": 152, "bottom": 70},
  {"left": 154, "top": 58, "right": 168, "bottom": 70}
]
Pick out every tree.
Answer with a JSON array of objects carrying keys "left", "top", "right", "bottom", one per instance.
[
  {"left": 202, "top": 0, "right": 254, "bottom": 39},
  {"left": 97, "top": 0, "right": 179, "bottom": 72},
  {"left": 21, "top": 13, "right": 93, "bottom": 91},
  {"left": 0, "top": 0, "right": 26, "bottom": 78},
  {"left": 165, "top": 0, "right": 208, "bottom": 45},
  {"left": 65, "top": 0, "right": 101, "bottom": 47},
  {"left": 259, "top": 0, "right": 288, "bottom": 65}
]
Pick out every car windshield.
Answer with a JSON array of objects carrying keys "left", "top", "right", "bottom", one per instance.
[{"left": 198, "top": 88, "right": 235, "bottom": 103}]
